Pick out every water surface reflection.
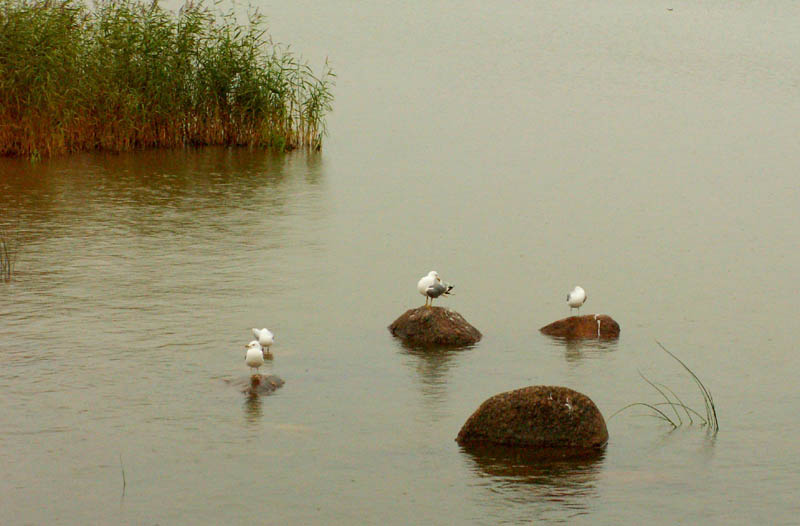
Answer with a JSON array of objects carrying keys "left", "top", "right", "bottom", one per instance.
[
  {"left": 0, "top": 147, "right": 325, "bottom": 240},
  {"left": 399, "top": 343, "right": 475, "bottom": 408},
  {"left": 461, "top": 445, "right": 605, "bottom": 523},
  {"left": 544, "top": 336, "right": 620, "bottom": 366},
  {"left": 244, "top": 393, "right": 263, "bottom": 424}
]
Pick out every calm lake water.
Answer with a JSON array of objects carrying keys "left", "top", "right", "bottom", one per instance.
[{"left": 2, "top": 1, "right": 800, "bottom": 524}]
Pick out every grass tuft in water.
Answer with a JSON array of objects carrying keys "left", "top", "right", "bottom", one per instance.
[
  {"left": 610, "top": 342, "right": 719, "bottom": 433},
  {"left": 119, "top": 453, "right": 126, "bottom": 499},
  {"left": 0, "top": 224, "right": 19, "bottom": 282},
  {"left": 0, "top": 0, "right": 334, "bottom": 158}
]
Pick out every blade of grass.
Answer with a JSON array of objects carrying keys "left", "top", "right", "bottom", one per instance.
[
  {"left": 652, "top": 402, "right": 707, "bottom": 426},
  {"left": 654, "top": 382, "right": 694, "bottom": 424},
  {"left": 639, "top": 370, "right": 682, "bottom": 426},
  {"left": 609, "top": 402, "right": 678, "bottom": 428},
  {"left": 656, "top": 341, "right": 718, "bottom": 432}
]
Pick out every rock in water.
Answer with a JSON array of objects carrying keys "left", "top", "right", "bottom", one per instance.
[
  {"left": 244, "top": 374, "right": 284, "bottom": 396},
  {"left": 388, "top": 306, "right": 482, "bottom": 346},
  {"left": 456, "top": 386, "right": 608, "bottom": 454},
  {"left": 540, "top": 314, "right": 620, "bottom": 340}
]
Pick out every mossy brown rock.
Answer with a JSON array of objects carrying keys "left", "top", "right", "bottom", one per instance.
[
  {"left": 540, "top": 314, "right": 620, "bottom": 340},
  {"left": 456, "top": 386, "right": 608, "bottom": 453},
  {"left": 388, "top": 306, "right": 482, "bottom": 346}
]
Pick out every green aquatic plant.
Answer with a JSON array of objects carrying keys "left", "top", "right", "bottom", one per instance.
[
  {"left": 610, "top": 342, "right": 719, "bottom": 433},
  {"left": 119, "top": 453, "right": 126, "bottom": 499},
  {"left": 0, "top": 0, "right": 334, "bottom": 157},
  {"left": 0, "top": 224, "right": 19, "bottom": 282}
]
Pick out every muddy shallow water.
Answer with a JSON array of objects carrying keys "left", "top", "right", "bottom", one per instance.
[{"left": 2, "top": 1, "right": 800, "bottom": 524}]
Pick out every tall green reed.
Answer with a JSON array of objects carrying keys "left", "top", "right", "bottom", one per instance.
[
  {"left": 0, "top": 224, "right": 19, "bottom": 282},
  {"left": 0, "top": 0, "right": 334, "bottom": 157},
  {"left": 610, "top": 342, "right": 719, "bottom": 433}
]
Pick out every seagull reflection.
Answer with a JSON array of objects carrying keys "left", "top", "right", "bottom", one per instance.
[
  {"left": 224, "top": 374, "right": 284, "bottom": 424},
  {"left": 544, "top": 337, "right": 618, "bottom": 365},
  {"left": 243, "top": 392, "right": 263, "bottom": 423}
]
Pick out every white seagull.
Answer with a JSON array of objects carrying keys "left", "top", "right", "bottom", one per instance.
[
  {"left": 417, "top": 270, "right": 454, "bottom": 307},
  {"left": 567, "top": 286, "right": 587, "bottom": 315},
  {"left": 245, "top": 340, "right": 265, "bottom": 374},
  {"left": 252, "top": 328, "right": 274, "bottom": 357}
]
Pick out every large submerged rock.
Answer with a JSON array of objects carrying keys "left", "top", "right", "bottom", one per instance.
[
  {"left": 388, "top": 306, "right": 482, "bottom": 346},
  {"left": 540, "top": 314, "right": 620, "bottom": 340},
  {"left": 456, "top": 386, "right": 608, "bottom": 454}
]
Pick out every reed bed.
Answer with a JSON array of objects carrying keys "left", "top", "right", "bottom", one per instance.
[
  {"left": 611, "top": 342, "right": 719, "bottom": 433},
  {"left": 0, "top": 0, "right": 334, "bottom": 158}
]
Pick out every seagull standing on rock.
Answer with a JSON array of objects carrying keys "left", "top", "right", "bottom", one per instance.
[
  {"left": 245, "top": 340, "right": 265, "bottom": 374},
  {"left": 417, "top": 270, "right": 454, "bottom": 307},
  {"left": 567, "top": 286, "right": 587, "bottom": 315}
]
